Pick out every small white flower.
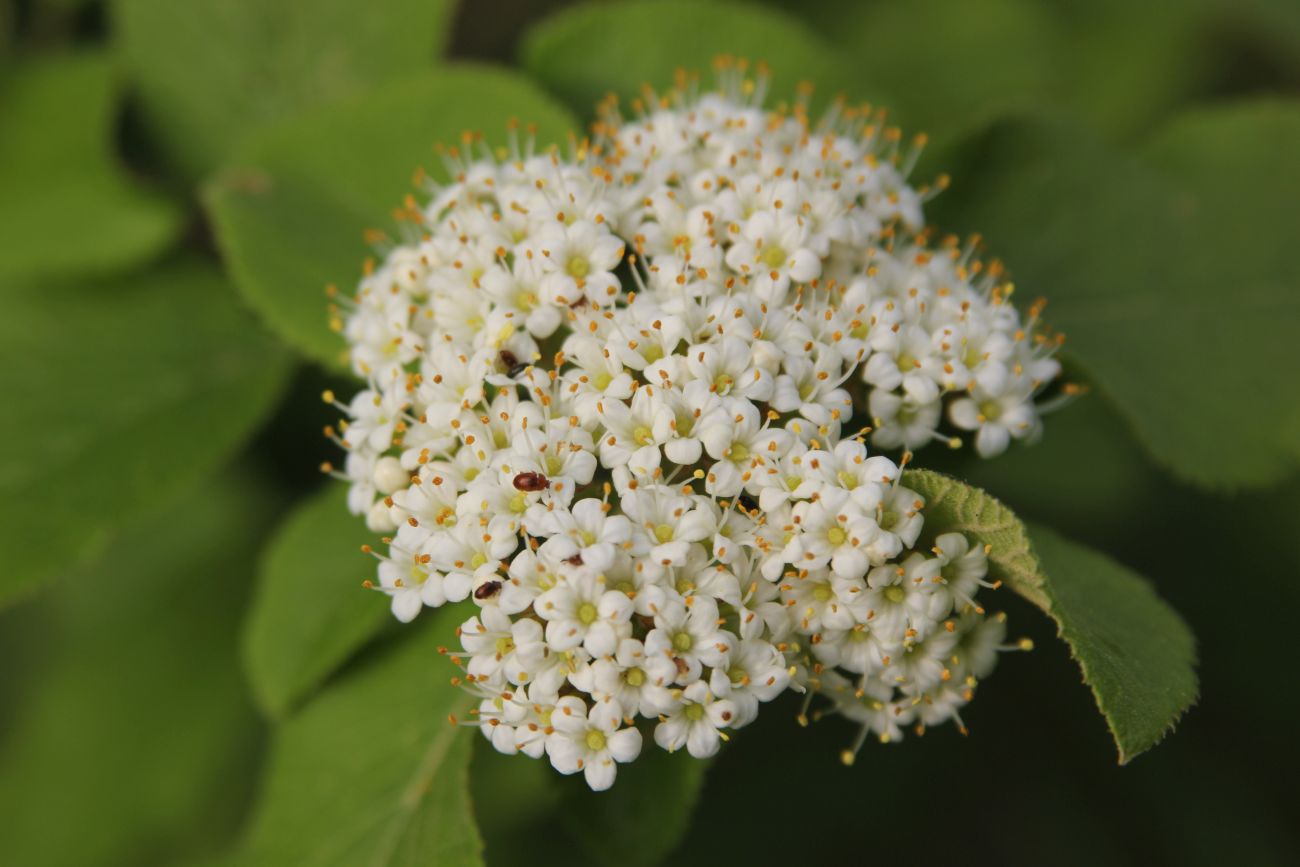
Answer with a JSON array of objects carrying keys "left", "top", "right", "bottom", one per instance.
[
  {"left": 570, "top": 638, "right": 677, "bottom": 717},
  {"left": 654, "top": 682, "right": 737, "bottom": 758},
  {"left": 949, "top": 385, "right": 1042, "bottom": 457},
  {"left": 785, "top": 496, "right": 879, "bottom": 579},
  {"left": 723, "top": 210, "right": 822, "bottom": 303},
  {"left": 708, "top": 638, "right": 791, "bottom": 726},
  {"left": 537, "top": 220, "right": 625, "bottom": 308},
  {"left": 546, "top": 696, "right": 642, "bottom": 790},
  {"left": 426, "top": 517, "right": 518, "bottom": 598},
  {"left": 644, "top": 597, "right": 733, "bottom": 685},
  {"left": 534, "top": 568, "right": 635, "bottom": 657}
]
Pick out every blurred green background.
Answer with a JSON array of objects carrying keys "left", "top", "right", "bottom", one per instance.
[{"left": 1, "top": 1, "right": 1297, "bottom": 865}]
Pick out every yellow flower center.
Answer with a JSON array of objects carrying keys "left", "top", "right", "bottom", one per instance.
[
  {"left": 566, "top": 255, "right": 591, "bottom": 279},
  {"left": 879, "top": 509, "right": 899, "bottom": 531}
]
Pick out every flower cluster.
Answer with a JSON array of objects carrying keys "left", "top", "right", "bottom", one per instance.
[{"left": 325, "top": 66, "right": 1057, "bottom": 789}]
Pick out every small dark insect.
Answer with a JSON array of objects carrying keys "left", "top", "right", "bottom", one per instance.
[
  {"left": 499, "top": 349, "right": 527, "bottom": 378},
  {"left": 512, "top": 471, "right": 549, "bottom": 492},
  {"left": 564, "top": 553, "right": 584, "bottom": 567},
  {"left": 474, "top": 580, "right": 502, "bottom": 600}
]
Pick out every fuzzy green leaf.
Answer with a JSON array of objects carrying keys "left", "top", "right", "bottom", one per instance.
[
  {"left": 243, "top": 484, "right": 392, "bottom": 718},
  {"left": 112, "top": 0, "right": 458, "bottom": 178},
  {"left": 521, "top": 0, "right": 863, "bottom": 117},
  {"left": 0, "top": 260, "right": 292, "bottom": 608},
  {"left": 204, "top": 67, "right": 580, "bottom": 367},
  {"left": 227, "top": 613, "right": 481, "bottom": 867},
  {"left": 904, "top": 469, "right": 1198, "bottom": 762},
  {"left": 930, "top": 102, "right": 1300, "bottom": 488},
  {"left": 0, "top": 52, "right": 179, "bottom": 282},
  {"left": 0, "top": 473, "right": 276, "bottom": 867}
]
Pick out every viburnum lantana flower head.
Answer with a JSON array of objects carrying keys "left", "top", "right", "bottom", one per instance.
[{"left": 324, "top": 60, "right": 1059, "bottom": 790}]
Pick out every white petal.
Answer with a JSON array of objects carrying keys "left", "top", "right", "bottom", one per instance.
[{"left": 607, "top": 727, "right": 643, "bottom": 763}]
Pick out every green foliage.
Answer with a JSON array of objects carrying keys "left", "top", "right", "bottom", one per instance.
[
  {"left": 470, "top": 716, "right": 709, "bottom": 867},
  {"left": 204, "top": 67, "right": 580, "bottom": 366},
  {"left": 819, "top": 0, "right": 1059, "bottom": 143},
  {"left": 1055, "top": 0, "right": 1208, "bottom": 139},
  {"left": 929, "top": 103, "right": 1300, "bottom": 489},
  {"left": 559, "top": 749, "right": 711, "bottom": 867},
  {"left": 0, "top": 52, "right": 179, "bottom": 282},
  {"left": 0, "top": 473, "right": 275, "bottom": 867},
  {"left": 905, "top": 470, "right": 1198, "bottom": 762},
  {"left": 243, "top": 484, "right": 392, "bottom": 718},
  {"left": 0, "top": 260, "right": 291, "bottom": 608},
  {"left": 521, "top": 0, "right": 864, "bottom": 116},
  {"left": 1028, "top": 524, "right": 1200, "bottom": 763},
  {"left": 112, "top": 0, "right": 459, "bottom": 178},
  {"left": 4, "top": 0, "right": 1293, "bottom": 863},
  {"left": 225, "top": 614, "right": 482, "bottom": 867},
  {"left": 796, "top": 0, "right": 1212, "bottom": 143}
]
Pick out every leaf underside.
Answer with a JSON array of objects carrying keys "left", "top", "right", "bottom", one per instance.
[{"left": 905, "top": 469, "right": 1198, "bottom": 763}]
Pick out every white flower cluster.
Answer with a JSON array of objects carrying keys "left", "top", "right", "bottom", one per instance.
[{"left": 325, "top": 69, "right": 1056, "bottom": 790}]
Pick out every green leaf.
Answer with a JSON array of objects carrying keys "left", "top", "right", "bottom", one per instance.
[
  {"left": 0, "top": 52, "right": 180, "bottom": 282},
  {"left": 559, "top": 748, "right": 710, "bottom": 867},
  {"left": 818, "top": 0, "right": 1060, "bottom": 143},
  {"left": 204, "top": 66, "right": 581, "bottom": 367},
  {"left": 243, "top": 483, "right": 391, "bottom": 718},
  {"left": 112, "top": 0, "right": 458, "bottom": 178},
  {"left": 0, "top": 259, "right": 292, "bottom": 608},
  {"left": 521, "top": 0, "right": 863, "bottom": 118},
  {"left": 795, "top": 0, "right": 1210, "bottom": 142},
  {"left": 227, "top": 613, "right": 482, "bottom": 867},
  {"left": 0, "top": 472, "right": 276, "bottom": 867},
  {"left": 903, "top": 469, "right": 1198, "bottom": 762},
  {"left": 929, "top": 102, "right": 1300, "bottom": 488},
  {"left": 470, "top": 721, "right": 708, "bottom": 867},
  {"left": 1055, "top": 0, "right": 1207, "bottom": 139}
]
